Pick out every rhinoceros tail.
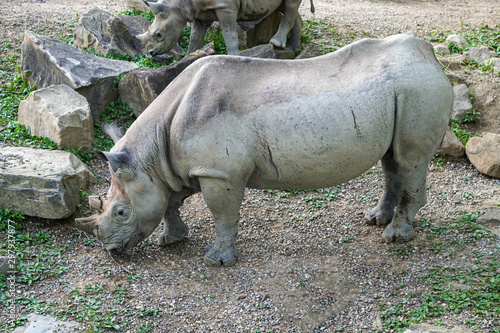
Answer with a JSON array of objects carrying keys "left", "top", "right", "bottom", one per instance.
[{"left": 310, "top": 0, "right": 315, "bottom": 13}]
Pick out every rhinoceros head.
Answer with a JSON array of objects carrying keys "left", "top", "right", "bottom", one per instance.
[
  {"left": 136, "top": 0, "right": 187, "bottom": 56},
  {"left": 75, "top": 126, "right": 170, "bottom": 253}
]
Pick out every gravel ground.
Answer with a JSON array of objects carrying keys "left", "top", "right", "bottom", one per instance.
[{"left": 1, "top": 0, "right": 500, "bottom": 332}]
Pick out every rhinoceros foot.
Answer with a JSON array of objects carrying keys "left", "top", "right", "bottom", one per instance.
[
  {"left": 381, "top": 222, "right": 415, "bottom": 243},
  {"left": 203, "top": 242, "right": 238, "bottom": 267},
  {"left": 269, "top": 36, "right": 286, "bottom": 49},
  {"left": 364, "top": 207, "right": 394, "bottom": 226},
  {"left": 158, "top": 230, "right": 188, "bottom": 246}
]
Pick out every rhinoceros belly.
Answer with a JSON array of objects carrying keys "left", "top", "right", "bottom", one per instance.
[{"left": 246, "top": 89, "right": 395, "bottom": 189}]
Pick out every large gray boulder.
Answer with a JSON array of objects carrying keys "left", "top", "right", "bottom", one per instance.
[
  {"left": 74, "top": 7, "right": 148, "bottom": 58},
  {"left": 21, "top": 31, "right": 138, "bottom": 121},
  {"left": 465, "top": 135, "right": 500, "bottom": 179},
  {"left": 18, "top": 85, "right": 94, "bottom": 151},
  {"left": 451, "top": 84, "right": 473, "bottom": 120},
  {"left": 0, "top": 147, "right": 97, "bottom": 219},
  {"left": 118, "top": 43, "right": 216, "bottom": 116}
]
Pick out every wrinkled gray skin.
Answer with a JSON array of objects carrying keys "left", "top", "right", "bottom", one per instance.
[
  {"left": 136, "top": 0, "right": 314, "bottom": 56},
  {"left": 75, "top": 35, "right": 453, "bottom": 267}
]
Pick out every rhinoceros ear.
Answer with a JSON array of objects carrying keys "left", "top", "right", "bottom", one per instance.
[
  {"left": 145, "top": 1, "right": 169, "bottom": 15},
  {"left": 104, "top": 151, "right": 135, "bottom": 181},
  {"left": 104, "top": 151, "right": 130, "bottom": 173}
]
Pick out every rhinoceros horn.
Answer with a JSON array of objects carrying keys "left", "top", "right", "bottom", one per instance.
[{"left": 75, "top": 215, "right": 98, "bottom": 236}]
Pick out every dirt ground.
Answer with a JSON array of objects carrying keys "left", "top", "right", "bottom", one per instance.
[{"left": 1, "top": 0, "right": 500, "bottom": 332}]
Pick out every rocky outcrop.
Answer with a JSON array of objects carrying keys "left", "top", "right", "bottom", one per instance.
[
  {"left": 118, "top": 43, "right": 216, "bottom": 116},
  {"left": 452, "top": 84, "right": 473, "bottom": 120},
  {"left": 18, "top": 84, "right": 94, "bottom": 150},
  {"left": 465, "top": 134, "right": 500, "bottom": 179},
  {"left": 0, "top": 147, "right": 96, "bottom": 219},
  {"left": 21, "top": 31, "right": 138, "bottom": 121},
  {"left": 74, "top": 7, "right": 148, "bottom": 58}
]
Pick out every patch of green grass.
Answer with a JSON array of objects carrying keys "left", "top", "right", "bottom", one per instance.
[
  {"left": 380, "top": 211, "right": 497, "bottom": 332},
  {"left": 449, "top": 118, "right": 480, "bottom": 146},
  {"left": 119, "top": 8, "right": 155, "bottom": 22}
]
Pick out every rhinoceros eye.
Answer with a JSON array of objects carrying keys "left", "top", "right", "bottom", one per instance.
[
  {"left": 115, "top": 207, "right": 130, "bottom": 219},
  {"left": 155, "top": 31, "right": 163, "bottom": 40}
]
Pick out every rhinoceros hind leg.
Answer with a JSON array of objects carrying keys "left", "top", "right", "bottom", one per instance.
[
  {"left": 270, "top": 0, "right": 300, "bottom": 49},
  {"left": 199, "top": 177, "right": 245, "bottom": 266},
  {"left": 158, "top": 189, "right": 192, "bottom": 246},
  {"left": 381, "top": 158, "right": 429, "bottom": 243},
  {"left": 365, "top": 150, "right": 400, "bottom": 226}
]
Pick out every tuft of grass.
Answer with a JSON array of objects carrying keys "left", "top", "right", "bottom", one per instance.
[{"left": 380, "top": 211, "right": 497, "bottom": 332}]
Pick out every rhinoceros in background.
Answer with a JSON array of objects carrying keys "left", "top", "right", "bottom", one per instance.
[
  {"left": 76, "top": 35, "right": 453, "bottom": 266},
  {"left": 136, "top": 0, "right": 314, "bottom": 56}
]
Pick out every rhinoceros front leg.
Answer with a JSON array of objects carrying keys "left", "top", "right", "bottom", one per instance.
[
  {"left": 215, "top": 9, "right": 240, "bottom": 55},
  {"left": 187, "top": 20, "right": 211, "bottom": 55},
  {"left": 158, "top": 188, "right": 193, "bottom": 246},
  {"left": 269, "top": 0, "right": 301, "bottom": 48},
  {"left": 199, "top": 177, "right": 245, "bottom": 266},
  {"left": 365, "top": 150, "right": 400, "bottom": 226}
]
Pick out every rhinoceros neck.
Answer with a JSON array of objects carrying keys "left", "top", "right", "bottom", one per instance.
[{"left": 120, "top": 113, "right": 183, "bottom": 192}]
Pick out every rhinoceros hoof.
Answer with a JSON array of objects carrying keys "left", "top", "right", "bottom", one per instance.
[
  {"left": 203, "top": 242, "right": 238, "bottom": 267},
  {"left": 269, "top": 37, "right": 286, "bottom": 49},
  {"left": 364, "top": 207, "right": 394, "bottom": 226},
  {"left": 381, "top": 223, "right": 415, "bottom": 243},
  {"left": 157, "top": 231, "right": 187, "bottom": 246}
]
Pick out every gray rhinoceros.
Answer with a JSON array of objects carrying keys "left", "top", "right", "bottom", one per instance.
[
  {"left": 76, "top": 35, "right": 453, "bottom": 266},
  {"left": 136, "top": 0, "right": 314, "bottom": 56}
]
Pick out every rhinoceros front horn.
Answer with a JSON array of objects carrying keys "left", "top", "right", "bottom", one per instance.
[{"left": 75, "top": 215, "right": 98, "bottom": 236}]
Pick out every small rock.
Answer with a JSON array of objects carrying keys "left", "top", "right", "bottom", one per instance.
[
  {"left": 240, "top": 44, "right": 276, "bottom": 59},
  {"left": 0, "top": 256, "right": 16, "bottom": 275},
  {"left": 451, "top": 84, "right": 473, "bottom": 120},
  {"left": 476, "top": 208, "right": 500, "bottom": 226},
  {"left": 434, "top": 44, "right": 450, "bottom": 54},
  {"left": 465, "top": 136, "right": 500, "bottom": 179},
  {"left": 446, "top": 34, "right": 470, "bottom": 48},
  {"left": 12, "top": 314, "right": 80, "bottom": 333},
  {"left": 465, "top": 46, "right": 497, "bottom": 63},
  {"left": 436, "top": 129, "right": 464, "bottom": 157}
]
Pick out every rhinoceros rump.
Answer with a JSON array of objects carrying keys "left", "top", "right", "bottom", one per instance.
[
  {"left": 76, "top": 35, "right": 453, "bottom": 266},
  {"left": 136, "top": 0, "right": 313, "bottom": 56}
]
